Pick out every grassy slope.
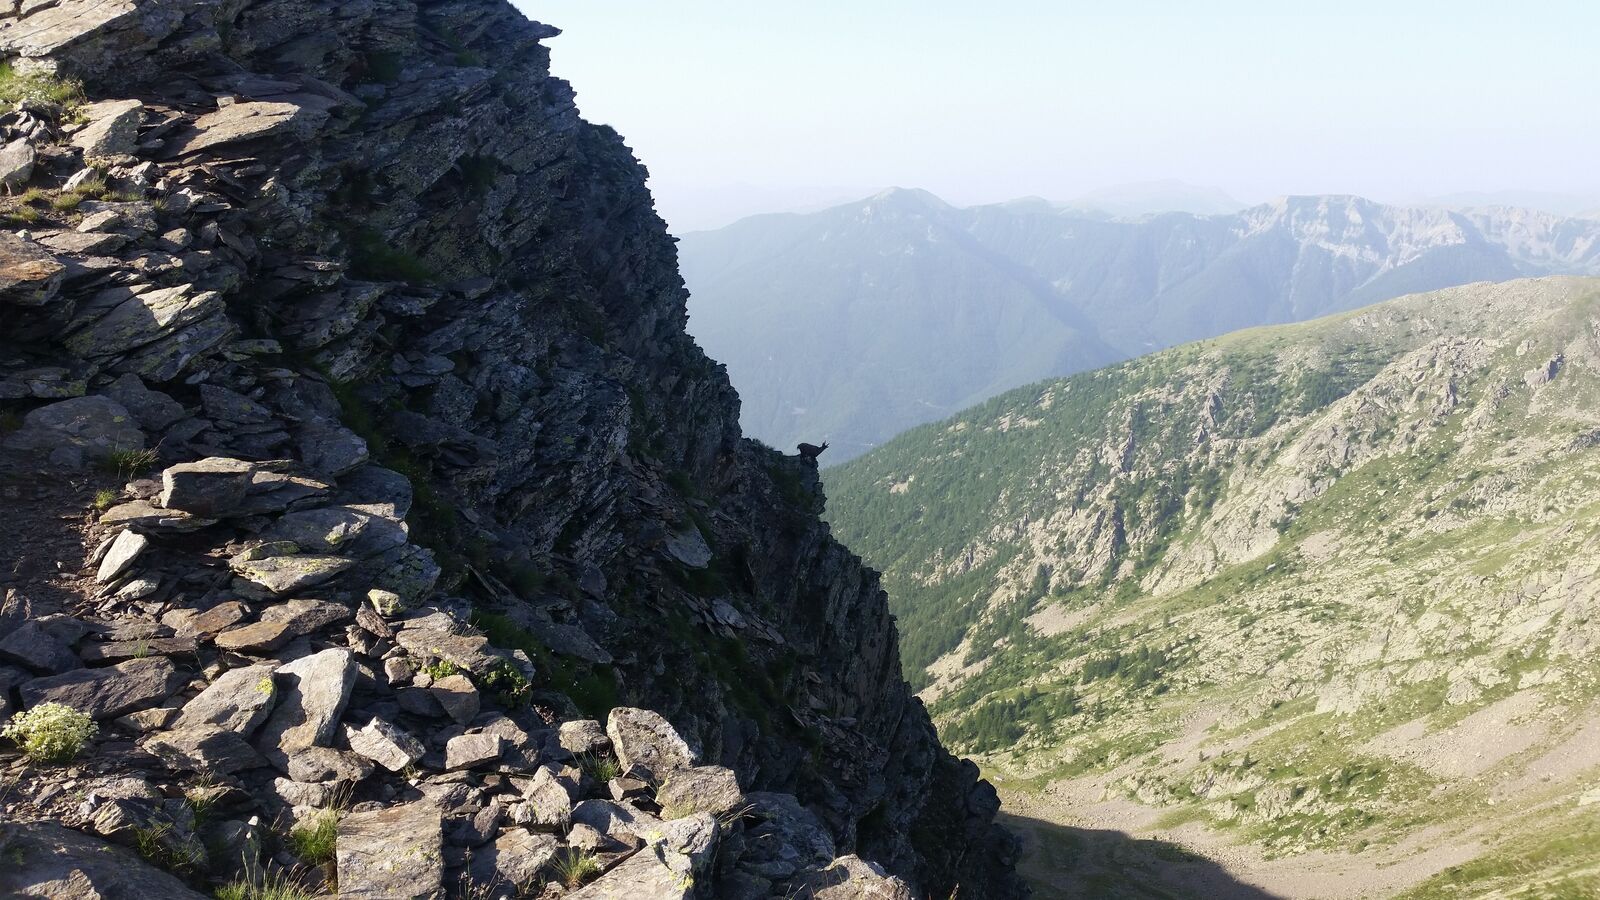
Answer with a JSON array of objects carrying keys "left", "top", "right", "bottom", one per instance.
[{"left": 826, "top": 277, "right": 1600, "bottom": 893}]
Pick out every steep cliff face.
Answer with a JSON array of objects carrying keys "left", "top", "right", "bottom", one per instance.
[{"left": 0, "top": 1, "right": 1021, "bottom": 896}]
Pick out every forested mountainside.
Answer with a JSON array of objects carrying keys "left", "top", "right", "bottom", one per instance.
[
  {"left": 683, "top": 190, "right": 1600, "bottom": 461},
  {"left": 828, "top": 277, "right": 1600, "bottom": 897},
  {"left": 0, "top": 2, "right": 1022, "bottom": 897}
]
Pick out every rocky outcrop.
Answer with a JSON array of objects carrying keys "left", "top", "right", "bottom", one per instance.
[{"left": 0, "top": 0, "right": 1022, "bottom": 897}]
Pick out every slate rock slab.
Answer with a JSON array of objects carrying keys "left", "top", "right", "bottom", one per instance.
[
  {"left": 336, "top": 799, "right": 444, "bottom": 899},
  {"left": 606, "top": 707, "right": 695, "bottom": 782},
  {"left": 0, "top": 820, "right": 210, "bottom": 899},
  {"left": 255, "top": 648, "right": 354, "bottom": 766},
  {"left": 20, "top": 657, "right": 182, "bottom": 719}
]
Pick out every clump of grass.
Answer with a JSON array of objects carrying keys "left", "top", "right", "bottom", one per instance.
[
  {"left": 419, "top": 657, "right": 459, "bottom": 681},
  {"left": 5, "top": 205, "right": 42, "bottom": 225},
  {"left": 214, "top": 864, "right": 318, "bottom": 900},
  {"left": 551, "top": 850, "right": 603, "bottom": 888},
  {"left": 98, "top": 447, "right": 160, "bottom": 479},
  {"left": 2, "top": 702, "right": 97, "bottom": 763},
  {"left": 286, "top": 812, "right": 338, "bottom": 865},
  {"left": 50, "top": 192, "right": 85, "bottom": 212},
  {"left": 576, "top": 751, "right": 622, "bottom": 784},
  {"left": 132, "top": 821, "right": 206, "bottom": 872},
  {"left": 93, "top": 488, "right": 119, "bottom": 511},
  {"left": 0, "top": 62, "right": 85, "bottom": 109}
]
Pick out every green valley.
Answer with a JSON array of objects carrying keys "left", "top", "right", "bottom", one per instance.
[{"left": 826, "top": 277, "right": 1600, "bottom": 897}]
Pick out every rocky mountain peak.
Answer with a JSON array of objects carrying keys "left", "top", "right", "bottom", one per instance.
[{"left": 0, "top": 1, "right": 1023, "bottom": 897}]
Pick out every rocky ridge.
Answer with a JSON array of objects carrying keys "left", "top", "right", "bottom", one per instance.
[{"left": 0, "top": 2, "right": 1021, "bottom": 898}]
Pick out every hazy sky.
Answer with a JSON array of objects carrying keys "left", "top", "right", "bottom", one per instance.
[{"left": 513, "top": 1, "right": 1600, "bottom": 232}]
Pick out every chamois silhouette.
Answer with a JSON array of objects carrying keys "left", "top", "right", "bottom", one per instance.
[{"left": 796, "top": 441, "right": 829, "bottom": 461}]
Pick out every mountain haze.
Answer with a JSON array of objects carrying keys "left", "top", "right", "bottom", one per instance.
[
  {"left": 684, "top": 193, "right": 1600, "bottom": 461},
  {"left": 826, "top": 277, "right": 1600, "bottom": 897}
]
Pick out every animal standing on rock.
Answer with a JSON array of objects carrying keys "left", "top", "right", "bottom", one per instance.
[{"left": 796, "top": 441, "right": 829, "bottom": 461}]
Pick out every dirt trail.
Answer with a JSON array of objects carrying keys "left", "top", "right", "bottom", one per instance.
[{"left": 995, "top": 778, "right": 1482, "bottom": 900}]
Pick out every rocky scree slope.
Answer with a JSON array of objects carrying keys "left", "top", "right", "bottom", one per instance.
[
  {"left": 827, "top": 277, "right": 1600, "bottom": 897},
  {"left": 683, "top": 190, "right": 1600, "bottom": 461},
  {"left": 0, "top": 2, "right": 1021, "bottom": 898}
]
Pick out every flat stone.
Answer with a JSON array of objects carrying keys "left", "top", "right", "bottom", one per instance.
[
  {"left": 3, "top": 396, "right": 143, "bottom": 460},
  {"left": 179, "top": 600, "right": 248, "bottom": 636},
  {"left": 261, "top": 506, "right": 370, "bottom": 553},
  {"left": 62, "top": 285, "right": 225, "bottom": 362},
  {"left": 445, "top": 732, "right": 504, "bottom": 770},
  {"left": 36, "top": 230, "right": 129, "bottom": 255},
  {"left": 336, "top": 799, "right": 444, "bottom": 900},
  {"left": 100, "top": 499, "right": 215, "bottom": 533},
  {"left": 20, "top": 657, "right": 182, "bottom": 719},
  {"left": 231, "top": 552, "right": 356, "bottom": 595},
  {"left": 96, "top": 529, "right": 149, "bottom": 583},
  {"left": 72, "top": 99, "right": 144, "bottom": 159},
  {"left": 198, "top": 383, "right": 271, "bottom": 424},
  {"left": 213, "top": 620, "right": 293, "bottom": 653},
  {"left": 160, "top": 457, "right": 254, "bottom": 516},
  {"left": 663, "top": 525, "right": 712, "bottom": 569},
  {"left": 0, "top": 231, "right": 64, "bottom": 307},
  {"left": 78, "top": 636, "right": 196, "bottom": 664},
  {"left": 513, "top": 764, "right": 574, "bottom": 830},
  {"left": 171, "top": 663, "right": 277, "bottom": 735},
  {"left": 566, "top": 846, "right": 690, "bottom": 900},
  {"left": 142, "top": 727, "right": 266, "bottom": 774},
  {"left": 284, "top": 746, "right": 373, "bottom": 783},
  {"left": 607, "top": 707, "right": 695, "bottom": 782},
  {"left": 468, "top": 828, "right": 557, "bottom": 890},
  {"left": 0, "top": 620, "right": 80, "bottom": 674},
  {"left": 429, "top": 673, "right": 479, "bottom": 725},
  {"left": 259, "top": 597, "right": 354, "bottom": 638},
  {"left": 255, "top": 647, "right": 355, "bottom": 766},
  {"left": 569, "top": 800, "right": 663, "bottom": 842},
  {"left": 346, "top": 717, "right": 425, "bottom": 772},
  {"left": 0, "top": 820, "right": 210, "bottom": 899},
  {"left": 299, "top": 421, "right": 369, "bottom": 477},
  {"left": 172, "top": 101, "right": 324, "bottom": 156},
  {"left": 656, "top": 765, "right": 744, "bottom": 819}
]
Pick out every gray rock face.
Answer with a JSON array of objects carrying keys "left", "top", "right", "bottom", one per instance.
[
  {"left": 430, "top": 673, "right": 480, "bottom": 726},
  {"left": 558, "top": 718, "right": 610, "bottom": 756},
  {"left": 159, "top": 457, "right": 254, "bottom": 516},
  {"left": 3, "top": 396, "right": 143, "bottom": 459},
  {"left": 20, "top": 657, "right": 181, "bottom": 719},
  {"left": 230, "top": 551, "right": 355, "bottom": 595},
  {"left": 336, "top": 799, "right": 444, "bottom": 900},
  {"left": 0, "top": 821, "right": 210, "bottom": 900},
  {"left": 103, "top": 374, "right": 185, "bottom": 430},
  {"left": 171, "top": 664, "right": 277, "bottom": 734},
  {"left": 171, "top": 101, "right": 326, "bottom": 156},
  {"left": 255, "top": 647, "right": 355, "bottom": 766},
  {"left": 606, "top": 707, "right": 694, "bottom": 782}
]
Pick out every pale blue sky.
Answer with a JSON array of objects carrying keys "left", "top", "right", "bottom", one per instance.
[{"left": 512, "top": 1, "right": 1600, "bottom": 231}]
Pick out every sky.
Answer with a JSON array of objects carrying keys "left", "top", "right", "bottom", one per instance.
[{"left": 512, "top": 1, "right": 1600, "bottom": 233}]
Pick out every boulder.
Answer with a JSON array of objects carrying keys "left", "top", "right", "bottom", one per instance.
[
  {"left": 284, "top": 746, "right": 373, "bottom": 783},
  {"left": 346, "top": 717, "right": 425, "bottom": 772},
  {"left": 255, "top": 648, "right": 355, "bottom": 765},
  {"left": 558, "top": 718, "right": 611, "bottom": 755},
  {"left": 62, "top": 285, "right": 226, "bottom": 364},
  {"left": 0, "top": 137, "right": 35, "bottom": 190},
  {"left": 0, "top": 821, "right": 210, "bottom": 899},
  {"left": 429, "top": 673, "right": 479, "bottom": 725},
  {"left": 511, "top": 764, "right": 574, "bottom": 830},
  {"left": 20, "top": 657, "right": 182, "bottom": 719},
  {"left": 170, "top": 101, "right": 327, "bottom": 156},
  {"left": 566, "top": 847, "right": 692, "bottom": 900},
  {"left": 170, "top": 664, "right": 277, "bottom": 734},
  {"left": 71, "top": 99, "right": 144, "bottom": 159},
  {"left": 260, "top": 506, "right": 370, "bottom": 553},
  {"left": 103, "top": 374, "right": 186, "bottom": 430},
  {"left": 656, "top": 765, "right": 744, "bottom": 819},
  {"left": 3, "top": 396, "right": 143, "bottom": 460},
  {"left": 445, "top": 732, "right": 504, "bottom": 770},
  {"left": 79, "top": 636, "right": 195, "bottom": 664},
  {"left": 606, "top": 707, "right": 695, "bottom": 782},
  {"left": 142, "top": 727, "right": 266, "bottom": 774},
  {"left": 468, "top": 828, "right": 557, "bottom": 890},
  {"left": 159, "top": 457, "right": 254, "bottom": 516},
  {"left": 336, "top": 799, "right": 444, "bottom": 900}
]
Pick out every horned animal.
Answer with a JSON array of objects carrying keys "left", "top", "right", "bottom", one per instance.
[{"left": 796, "top": 441, "right": 829, "bottom": 461}]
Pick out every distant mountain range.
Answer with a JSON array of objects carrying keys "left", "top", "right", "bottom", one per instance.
[{"left": 681, "top": 191, "right": 1600, "bottom": 460}]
